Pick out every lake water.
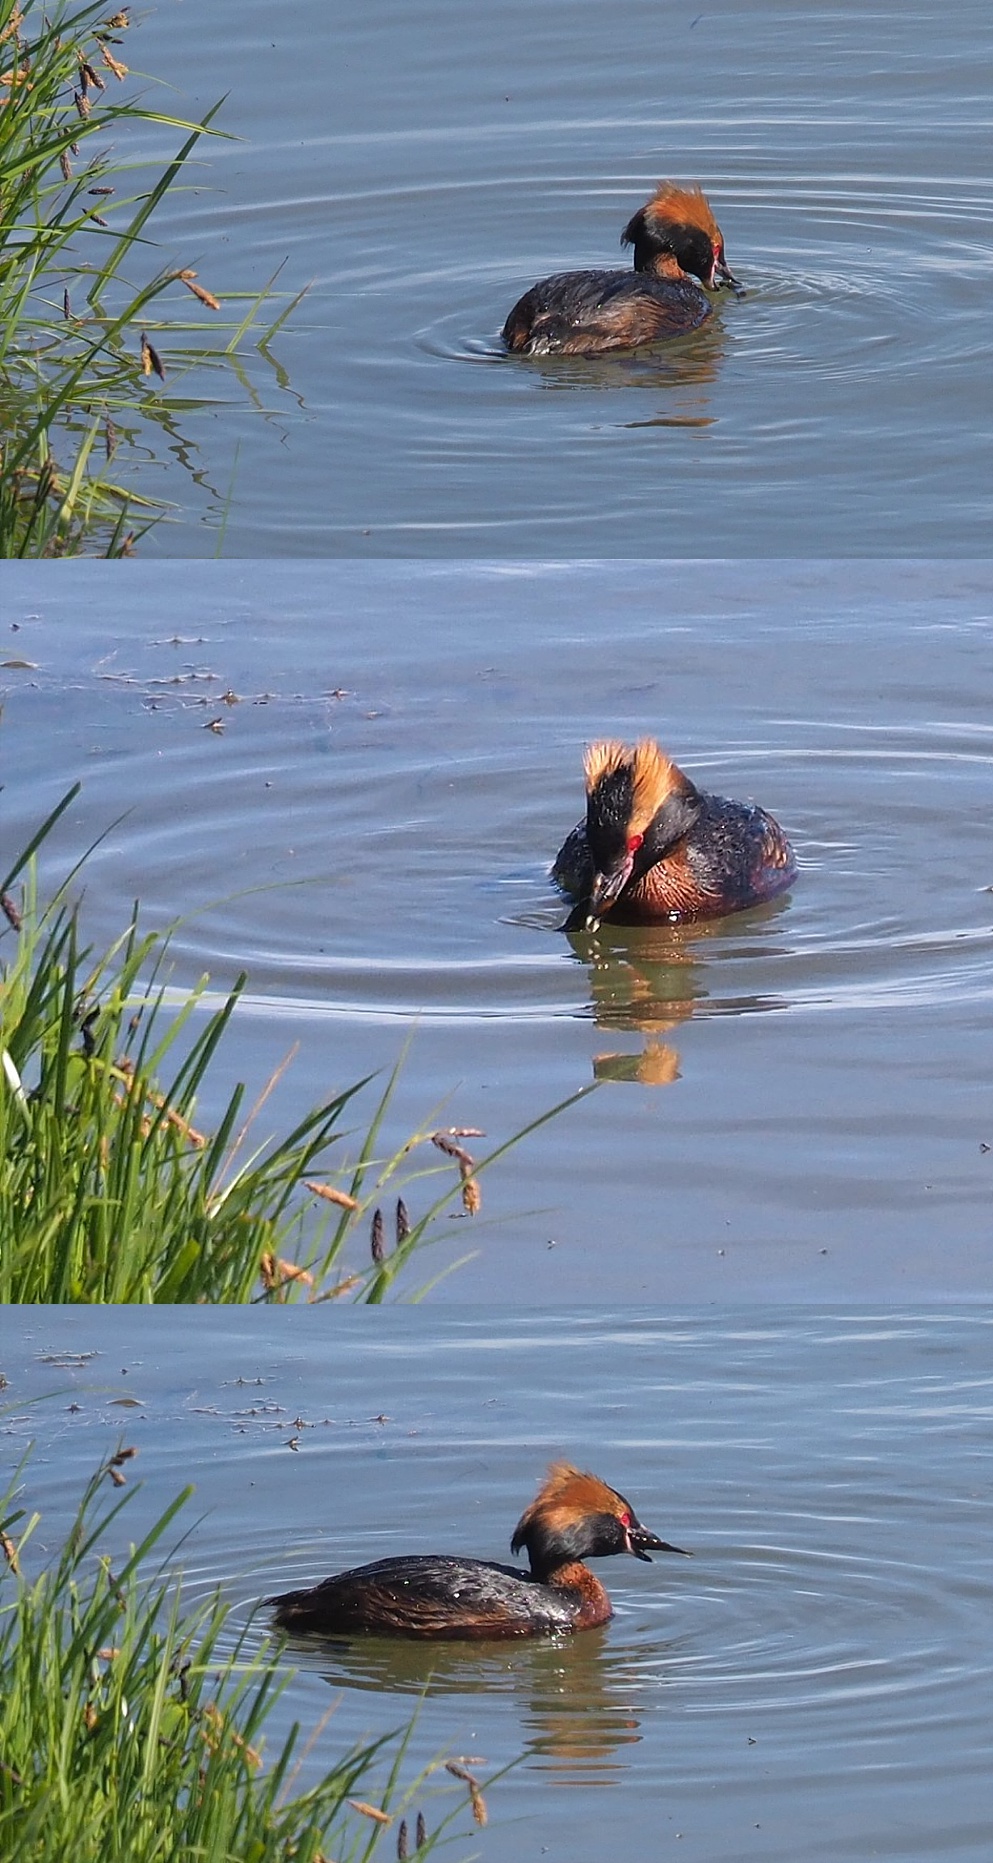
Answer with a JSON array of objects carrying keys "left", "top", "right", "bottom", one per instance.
[
  {"left": 107, "top": 0, "right": 991, "bottom": 554},
  {"left": 2, "top": 1307, "right": 989, "bottom": 1863},
  {"left": 3, "top": 558, "right": 990, "bottom": 1303},
  {"left": 7, "top": 10, "right": 990, "bottom": 1860}
]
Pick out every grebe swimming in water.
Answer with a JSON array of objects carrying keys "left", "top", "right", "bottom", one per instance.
[
  {"left": 267, "top": 1462, "right": 688, "bottom": 1640},
  {"left": 502, "top": 182, "right": 738, "bottom": 358},
  {"left": 553, "top": 738, "right": 796, "bottom": 931}
]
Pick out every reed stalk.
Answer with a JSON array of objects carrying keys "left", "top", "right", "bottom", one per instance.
[
  {"left": 0, "top": 789, "right": 586, "bottom": 1301},
  {"left": 0, "top": 1449, "right": 484, "bottom": 1861},
  {"left": 0, "top": 0, "right": 299, "bottom": 554}
]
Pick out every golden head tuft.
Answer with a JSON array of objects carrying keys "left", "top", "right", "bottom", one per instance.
[
  {"left": 583, "top": 738, "right": 684, "bottom": 833},
  {"left": 629, "top": 738, "right": 683, "bottom": 828},
  {"left": 583, "top": 739, "right": 630, "bottom": 793},
  {"left": 521, "top": 1461, "right": 630, "bottom": 1526},
  {"left": 642, "top": 182, "right": 720, "bottom": 241}
]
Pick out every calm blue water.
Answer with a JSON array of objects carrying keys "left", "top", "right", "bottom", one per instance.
[
  {"left": 3, "top": 559, "right": 992, "bottom": 1302},
  {"left": 98, "top": 0, "right": 992, "bottom": 553},
  {"left": 2, "top": 1307, "right": 990, "bottom": 1863}
]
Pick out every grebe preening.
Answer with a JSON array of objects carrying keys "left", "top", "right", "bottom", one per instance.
[
  {"left": 553, "top": 738, "right": 796, "bottom": 931},
  {"left": 503, "top": 182, "right": 738, "bottom": 358}
]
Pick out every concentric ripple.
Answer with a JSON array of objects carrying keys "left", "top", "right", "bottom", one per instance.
[
  {"left": 101, "top": 0, "right": 992, "bottom": 553},
  {"left": 4, "top": 1310, "right": 988, "bottom": 1856},
  {"left": 5, "top": 561, "right": 991, "bottom": 1297}
]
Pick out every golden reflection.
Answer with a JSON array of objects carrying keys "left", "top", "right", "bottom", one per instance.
[
  {"left": 564, "top": 901, "right": 794, "bottom": 1082},
  {"left": 566, "top": 916, "right": 726, "bottom": 1086},
  {"left": 276, "top": 1621, "right": 678, "bottom": 1772},
  {"left": 592, "top": 1037, "right": 681, "bottom": 1086}
]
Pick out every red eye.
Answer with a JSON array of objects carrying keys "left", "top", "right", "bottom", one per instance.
[
  {"left": 626, "top": 833, "right": 643, "bottom": 854},
  {"left": 619, "top": 1510, "right": 632, "bottom": 1527}
]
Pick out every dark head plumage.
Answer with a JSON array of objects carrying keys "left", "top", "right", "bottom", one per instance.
[
  {"left": 575, "top": 740, "right": 702, "bottom": 926},
  {"left": 621, "top": 182, "right": 738, "bottom": 291},
  {"left": 510, "top": 1461, "right": 689, "bottom": 1573}
]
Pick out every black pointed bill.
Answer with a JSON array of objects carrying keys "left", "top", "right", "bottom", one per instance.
[
  {"left": 627, "top": 1524, "right": 692, "bottom": 1562},
  {"left": 713, "top": 255, "right": 744, "bottom": 296}
]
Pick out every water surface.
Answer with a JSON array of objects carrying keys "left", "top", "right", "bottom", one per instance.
[
  {"left": 108, "top": 0, "right": 991, "bottom": 553},
  {"left": 2, "top": 559, "right": 990, "bottom": 1301},
  {"left": 2, "top": 1308, "right": 989, "bottom": 1863}
]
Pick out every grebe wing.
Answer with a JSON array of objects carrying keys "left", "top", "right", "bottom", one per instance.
[
  {"left": 550, "top": 820, "right": 592, "bottom": 899},
  {"left": 269, "top": 1554, "right": 578, "bottom": 1639},
  {"left": 688, "top": 793, "right": 797, "bottom": 909},
  {"left": 504, "top": 270, "right": 710, "bottom": 356}
]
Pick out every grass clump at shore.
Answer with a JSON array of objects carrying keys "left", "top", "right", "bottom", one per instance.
[
  {"left": 0, "top": 790, "right": 574, "bottom": 1303},
  {"left": 0, "top": 1450, "right": 484, "bottom": 1862},
  {"left": 0, "top": 0, "right": 298, "bottom": 555}
]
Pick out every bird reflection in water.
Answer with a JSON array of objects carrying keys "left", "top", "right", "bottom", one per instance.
[
  {"left": 271, "top": 1620, "right": 676, "bottom": 1777},
  {"left": 551, "top": 736, "right": 796, "bottom": 1083},
  {"left": 519, "top": 317, "right": 726, "bottom": 421},
  {"left": 564, "top": 911, "right": 790, "bottom": 1086},
  {"left": 569, "top": 915, "right": 711, "bottom": 1086}
]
